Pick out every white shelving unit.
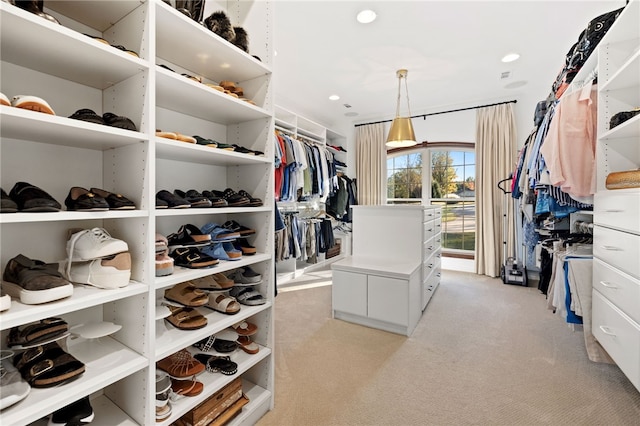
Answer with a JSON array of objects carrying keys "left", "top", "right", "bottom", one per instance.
[
  {"left": 273, "top": 106, "right": 349, "bottom": 283},
  {"left": 0, "top": 1, "right": 274, "bottom": 425},
  {"left": 591, "top": 0, "right": 640, "bottom": 394}
]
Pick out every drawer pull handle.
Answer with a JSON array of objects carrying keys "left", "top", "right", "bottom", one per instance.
[
  {"left": 599, "top": 326, "right": 616, "bottom": 337},
  {"left": 599, "top": 281, "right": 618, "bottom": 289},
  {"left": 601, "top": 245, "right": 622, "bottom": 251},
  {"left": 603, "top": 209, "right": 623, "bottom": 213}
]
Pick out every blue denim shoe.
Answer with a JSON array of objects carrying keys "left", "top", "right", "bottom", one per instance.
[
  {"left": 200, "top": 223, "right": 240, "bottom": 242},
  {"left": 201, "top": 242, "right": 231, "bottom": 261},
  {"left": 222, "top": 242, "right": 242, "bottom": 260}
]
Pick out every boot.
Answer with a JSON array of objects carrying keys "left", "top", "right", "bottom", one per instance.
[{"left": 14, "top": 0, "right": 60, "bottom": 24}]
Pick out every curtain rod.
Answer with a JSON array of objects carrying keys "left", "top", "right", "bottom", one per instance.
[{"left": 354, "top": 99, "right": 518, "bottom": 127}]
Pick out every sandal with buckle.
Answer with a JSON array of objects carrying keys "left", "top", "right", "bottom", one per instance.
[
  {"left": 167, "top": 224, "right": 212, "bottom": 249},
  {"left": 164, "top": 282, "right": 208, "bottom": 307},
  {"left": 7, "top": 317, "right": 69, "bottom": 349},
  {"left": 164, "top": 305, "right": 207, "bottom": 330},
  {"left": 205, "top": 293, "right": 241, "bottom": 315},
  {"left": 170, "top": 247, "right": 219, "bottom": 269},
  {"left": 14, "top": 342, "right": 85, "bottom": 388}
]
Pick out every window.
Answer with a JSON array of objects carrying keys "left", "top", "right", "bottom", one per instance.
[
  {"left": 386, "top": 144, "right": 476, "bottom": 255},
  {"left": 387, "top": 152, "right": 422, "bottom": 204},
  {"left": 430, "top": 150, "right": 476, "bottom": 252}
]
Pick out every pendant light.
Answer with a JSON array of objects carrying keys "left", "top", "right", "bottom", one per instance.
[{"left": 386, "top": 69, "right": 417, "bottom": 148}]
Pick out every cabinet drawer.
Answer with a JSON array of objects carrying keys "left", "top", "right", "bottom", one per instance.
[
  {"left": 332, "top": 270, "right": 368, "bottom": 316},
  {"left": 594, "top": 191, "right": 640, "bottom": 234},
  {"left": 594, "top": 258, "right": 640, "bottom": 324},
  {"left": 592, "top": 291, "right": 640, "bottom": 390},
  {"left": 594, "top": 226, "right": 640, "bottom": 279},
  {"left": 423, "top": 254, "right": 441, "bottom": 279},
  {"left": 423, "top": 208, "right": 437, "bottom": 221},
  {"left": 434, "top": 218, "right": 442, "bottom": 235},
  {"left": 368, "top": 275, "right": 409, "bottom": 326},
  {"left": 423, "top": 221, "right": 435, "bottom": 241}
]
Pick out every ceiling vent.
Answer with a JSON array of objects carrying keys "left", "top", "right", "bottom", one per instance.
[
  {"left": 343, "top": 103, "right": 352, "bottom": 108},
  {"left": 500, "top": 71, "right": 511, "bottom": 80}
]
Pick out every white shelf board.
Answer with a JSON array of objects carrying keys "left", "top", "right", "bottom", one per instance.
[
  {"left": 155, "top": 68, "right": 270, "bottom": 124},
  {"left": 0, "top": 3, "right": 148, "bottom": 89},
  {"left": 601, "top": 49, "right": 640, "bottom": 93},
  {"left": 600, "top": 0, "right": 640, "bottom": 46},
  {"left": 1, "top": 337, "right": 147, "bottom": 426},
  {"left": 154, "top": 206, "right": 271, "bottom": 218},
  {"left": 296, "top": 127, "right": 324, "bottom": 142},
  {"left": 154, "top": 136, "right": 271, "bottom": 166},
  {"left": 0, "top": 209, "right": 149, "bottom": 224},
  {"left": 29, "top": 393, "right": 139, "bottom": 426},
  {"left": 156, "top": 350, "right": 271, "bottom": 426},
  {"left": 0, "top": 282, "right": 147, "bottom": 330},
  {"left": 154, "top": 253, "right": 272, "bottom": 291},
  {"left": 600, "top": 114, "right": 640, "bottom": 140},
  {"left": 47, "top": 0, "right": 143, "bottom": 33},
  {"left": 155, "top": 306, "right": 272, "bottom": 360},
  {"left": 155, "top": 1, "right": 271, "bottom": 83},
  {"left": 0, "top": 106, "right": 147, "bottom": 150}
]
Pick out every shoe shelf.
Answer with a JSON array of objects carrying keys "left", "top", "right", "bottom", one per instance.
[
  {"left": 155, "top": 206, "right": 272, "bottom": 217},
  {"left": 156, "top": 68, "right": 271, "bottom": 124},
  {"left": 227, "top": 380, "right": 273, "bottom": 426},
  {"left": 155, "top": 137, "right": 271, "bottom": 166},
  {"left": 0, "top": 210, "right": 149, "bottom": 225},
  {"left": 30, "top": 394, "right": 139, "bottom": 426},
  {"left": 0, "top": 106, "right": 147, "bottom": 151},
  {"left": 155, "top": 304, "right": 271, "bottom": 360},
  {"left": 155, "top": 350, "right": 271, "bottom": 426},
  {"left": 155, "top": 1, "right": 270, "bottom": 84},
  {"left": 155, "top": 253, "right": 271, "bottom": 291},
  {"left": 2, "top": 336, "right": 147, "bottom": 426},
  {"left": 0, "top": 282, "right": 147, "bottom": 330},
  {"left": 0, "top": 3, "right": 148, "bottom": 91}
]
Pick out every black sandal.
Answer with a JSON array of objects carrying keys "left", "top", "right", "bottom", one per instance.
[
  {"left": 14, "top": 342, "right": 85, "bottom": 388},
  {"left": 68, "top": 108, "right": 105, "bottom": 125},
  {"left": 169, "top": 247, "right": 219, "bottom": 269},
  {"left": 7, "top": 317, "right": 69, "bottom": 349},
  {"left": 193, "top": 354, "right": 238, "bottom": 375}
]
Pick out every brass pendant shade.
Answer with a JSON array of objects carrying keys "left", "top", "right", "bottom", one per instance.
[{"left": 386, "top": 69, "right": 417, "bottom": 148}]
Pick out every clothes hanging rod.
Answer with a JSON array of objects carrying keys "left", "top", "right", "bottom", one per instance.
[{"left": 354, "top": 99, "right": 518, "bottom": 127}]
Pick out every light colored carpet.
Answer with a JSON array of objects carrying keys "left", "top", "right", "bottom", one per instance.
[{"left": 258, "top": 270, "right": 640, "bottom": 426}]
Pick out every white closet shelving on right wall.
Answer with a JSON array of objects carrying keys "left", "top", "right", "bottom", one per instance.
[
  {"left": 591, "top": 0, "right": 640, "bottom": 394},
  {"left": 273, "top": 105, "right": 351, "bottom": 284}
]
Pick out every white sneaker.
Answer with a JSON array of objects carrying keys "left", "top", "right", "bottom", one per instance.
[
  {"left": 67, "top": 228, "right": 129, "bottom": 261},
  {"left": 0, "top": 294, "right": 10, "bottom": 312},
  {"left": 61, "top": 252, "right": 131, "bottom": 289}
]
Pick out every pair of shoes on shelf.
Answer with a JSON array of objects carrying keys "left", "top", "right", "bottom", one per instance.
[
  {"left": 228, "top": 266, "right": 262, "bottom": 285},
  {"left": 3, "top": 182, "right": 60, "bottom": 212},
  {"left": 12, "top": 341, "right": 85, "bottom": 388},
  {"left": 60, "top": 227, "right": 131, "bottom": 289},
  {"left": 156, "top": 130, "right": 196, "bottom": 143},
  {"left": 68, "top": 109, "right": 137, "bottom": 131},
  {"left": 65, "top": 187, "right": 135, "bottom": 211},
  {"left": 2, "top": 254, "right": 73, "bottom": 304},
  {"left": 83, "top": 34, "right": 139, "bottom": 57}
]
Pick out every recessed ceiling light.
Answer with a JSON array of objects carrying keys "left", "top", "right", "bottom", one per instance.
[
  {"left": 329, "top": 95, "right": 340, "bottom": 101},
  {"left": 501, "top": 53, "right": 520, "bottom": 63},
  {"left": 357, "top": 9, "right": 376, "bottom": 24}
]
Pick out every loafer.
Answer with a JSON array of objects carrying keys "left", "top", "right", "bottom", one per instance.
[
  {"left": 156, "top": 190, "right": 190, "bottom": 209},
  {"left": 9, "top": 182, "right": 61, "bottom": 212},
  {"left": 2, "top": 254, "right": 73, "bottom": 305},
  {"left": 68, "top": 108, "right": 105, "bottom": 125},
  {"left": 202, "top": 191, "right": 228, "bottom": 207},
  {"left": 238, "top": 190, "right": 263, "bottom": 207},
  {"left": 174, "top": 189, "right": 211, "bottom": 208},
  {"left": 65, "top": 187, "right": 109, "bottom": 211},
  {"left": 1, "top": 188, "right": 18, "bottom": 213},
  {"left": 90, "top": 187, "right": 135, "bottom": 210},
  {"left": 102, "top": 112, "right": 137, "bottom": 131}
]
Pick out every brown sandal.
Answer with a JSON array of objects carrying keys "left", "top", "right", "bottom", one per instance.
[
  {"left": 157, "top": 349, "right": 205, "bottom": 379},
  {"left": 165, "top": 306, "right": 207, "bottom": 330},
  {"left": 164, "top": 282, "right": 208, "bottom": 307}
]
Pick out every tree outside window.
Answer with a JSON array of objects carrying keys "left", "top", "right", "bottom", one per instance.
[{"left": 387, "top": 153, "right": 422, "bottom": 202}]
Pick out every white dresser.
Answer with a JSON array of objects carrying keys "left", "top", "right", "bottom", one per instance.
[
  {"left": 591, "top": 0, "right": 640, "bottom": 393},
  {"left": 331, "top": 205, "right": 442, "bottom": 336}
]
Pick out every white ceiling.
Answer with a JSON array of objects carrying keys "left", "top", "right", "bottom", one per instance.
[{"left": 272, "top": 0, "right": 625, "bottom": 130}]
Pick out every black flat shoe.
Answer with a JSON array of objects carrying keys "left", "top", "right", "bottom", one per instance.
[
  {"left": 9, "top": 182, "right": 61, "bottom": 212},
  {"left": 102, "top": 112, "right": 137, "bottom": 131},
  {"left": 90, "top": 187, "right": 135, "bottom": 210},
  {"left": 65, "top": 187, "right": 109, "bottom": 211},
  {"left": 68, "top": 108, "right": 105, "bottom": 125},
  {"left": 1, "top": 188, "right": 18, "bottom": 213},
  {"left": 156, "top": 190, "right": 190, "bottom": 209}
]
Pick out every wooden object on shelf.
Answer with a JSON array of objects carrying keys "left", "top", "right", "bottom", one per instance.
[{"left": 178, "top": 378, "right": 243, "bottom": 426}]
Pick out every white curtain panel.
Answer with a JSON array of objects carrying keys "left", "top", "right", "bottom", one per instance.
[
  {"left": 475, "top": 103, "right": 517, "bottom": 277},
  {"left": 356, "top": 123, "right": 386, "bottom": 205}
]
